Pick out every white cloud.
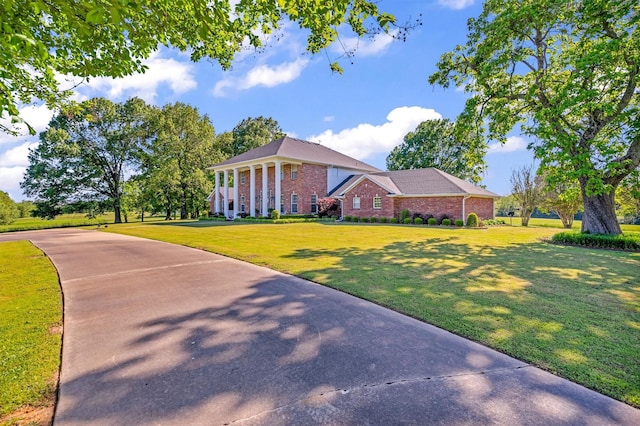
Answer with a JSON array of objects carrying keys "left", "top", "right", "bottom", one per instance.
[
  {"left": 307, "top": 106, "right": 442, "bottom": 160},
  {"left": 437, "top": 0, "right": 475, "bottom": 10},
  {"left": 323, "top": 116, "right": 335, "bottom": 122},
  {"left": 0, "top": 104, "right": 54, "bottom": 145},
  {"left": 214, "top": 58, "right": 309, "bottom": 96},
  {"left": 0, "top": 141, "right": 38, "bottom": 167},
  {"left": 72, "top": 51, "right": 197, "bottom": 103},
  {"left": 0, "top": 166, "right": 27, "bottom": 201},
  {"left": 335, "top": 29, "right": 398, "bottom": 57},
  {"left": 488, "top": 136, "right": 528, "bottom": 154}
]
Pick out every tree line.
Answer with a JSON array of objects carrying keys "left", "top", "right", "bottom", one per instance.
[{"left": 20, "top": 98, "right": 283, "bottom": 223}]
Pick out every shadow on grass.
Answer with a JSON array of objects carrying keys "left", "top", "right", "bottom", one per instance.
[{"left": 283, "top": 238, "right": 640, "bottom": 406}]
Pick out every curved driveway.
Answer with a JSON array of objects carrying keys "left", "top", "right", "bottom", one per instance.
[{"left": 2, "top": 228, "right": 639, "bottom": 425}]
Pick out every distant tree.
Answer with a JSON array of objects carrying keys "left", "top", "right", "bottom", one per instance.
[
  {"left": 0, "top": 191, "right": 19, "bottom": 225},
  {"left": 3, "top": 0, "right": 399, "bottom": 135},
  {"left": 225, "top": 117, "right": 285, "bottom": 158},
  {"left": 616, "top": 173, "right": 640, "bottom": 223},
  {"left": 429, "top": 0, "right": 639, "bottom": 235},
  {"left": 494, "top": 194, "right": 518, "bottom": 217},
  {"left": 21, "top": 97, "right": 151, "bottom": 223},
  {"left": 539, "top": 174, "right": 583, "bottom": 229},
  {"left": 15, "top": 200, "right": 35, "bottom": 218},
  {"left": 510, "top": 165, "right": 545, "bottom": 227},
  {"left": 386, "top": 119, "right": 486, "bottom": 183}
]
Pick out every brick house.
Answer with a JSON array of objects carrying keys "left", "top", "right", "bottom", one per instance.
[
  {"left": 328, "top": 168, "right": 498, "bottom": 221},
  {"left": 208, "top": 136, "right": 499, "bottom": 221}
]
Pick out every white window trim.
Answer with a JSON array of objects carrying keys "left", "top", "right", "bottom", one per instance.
[
  {"left": 240, "top": 195, "right": 246, "bottom": 212},
  {"left": 291, "top": 193, "right": 298, "bottom": 213},
  {"left": 240, "top": 171, "right": 245, "bottom": 185},
  {"left": 353, "top": 195, "right": 361, "bottom": 209},
  {"left": 311, "top": 194, "right": 318, "bottom": 214},
  {"left": 373, "top": 195, "right": 382, "bottom": 209},
  {"left": 291, "top": 164, "right": 298, "bottom": 180}
]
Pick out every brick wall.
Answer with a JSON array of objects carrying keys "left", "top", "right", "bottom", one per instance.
[
  {"left": 393, "top": 197, "right": 464, "bottom": 221},
  {"left": 342, "top": 179, "right": 394, "bottom": 219},
  {"left": 465, "top": 197, "right": 495, "bottom": 221}
]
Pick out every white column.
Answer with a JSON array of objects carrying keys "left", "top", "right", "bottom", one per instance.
[
  {"left": 214, "top": 170, "right": 220, "bottom": 214},
  {"left": 233, "top": 168, "right": 239, "bottom": 218},
  {"left": 261, "top": 163, "right": 268, "bottom": 216},
  {"left": 223, "top": 169, "right": 229, "bottom": 218},
  {"left": 274, "top": 160, "right": 282, "bottom": 213},
  {"left": 249, "top": 165, "right": 256, "bottom": 217}
]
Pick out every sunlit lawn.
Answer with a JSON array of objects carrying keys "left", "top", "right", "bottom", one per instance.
[
  {"left": 0, "top": 241, "right": 62, "bottom": 422},
  {"left": 0, "top": 212, "right": 173, "bottom": 233},
  {"left": 104, "top": 220, "right": 640, "bottom": 407}
]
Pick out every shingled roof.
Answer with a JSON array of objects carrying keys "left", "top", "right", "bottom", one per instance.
[
  {"left": 329, "top": 168, "right": 499, "bottom": 198},
  {"left": 210, "top": 136, "right": 381, "bottom": 172}
]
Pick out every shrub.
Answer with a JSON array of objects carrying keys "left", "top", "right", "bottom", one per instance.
[
  {"left": 403, "top": 217, "right": 412, "bottom": 224},
  {"left": 390, "top": 218, "right": 398, "bottom": 224},
  {"left": 484, "top": 219, "right": 507, "bottom": 226},
  {"left": 344, "top": 215, "right": 352, "bottom": 222},
  {"left": 423, "top": 213, "right": 435, "bottom": 223},
  {"left": 353, "top": 216, "right": 360, "bottom": 222},
  {"left": 379, "top": 217, "right": 388, "bottom": 223},
  {"left": 414, "top": 217, "right": 424, "bottom": 225},
  {"left": 551, "top": 232, "right": 640, "bottom": 251},
  {"left": 466, "top": 212, "right": 479, "bottom": 227},
  {"left": 270, "top": 209, "right": 280, "bottom": 220},
  {"left": 361, "top": 217, "right": 370, "bottom": 223},
  {"left": 400, "top": 208, "right": 411, "bottom": 223},
  {"left": 436, "top": 213, "right": 451, "bottom": 224},
  {"left": 441, "top": 218, "right": 452, "bottom": 226},
  {"left": 455, "top": 219, "right": 464, "bottom": 227},
  {"left": 370, "top": 216, "right": 377, "bottom": 223},
  {"left": 427, "top": 217, "right": 437, "bottom": 225}
]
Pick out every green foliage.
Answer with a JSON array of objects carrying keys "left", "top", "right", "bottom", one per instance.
[
  {"left": 414, "top": 217, "right": 424, "bottom": 225},
  {"left": 270, "top": 209, "right": 280, "bottom": 220},
  {"left": 0, "top": 241, "right": 61, "bottom": 417},
  {"left": 390, "top": 217, "right": 398, "bottom": 224},
  {"left": 616, "top": 173, "right": 640, "bottom": 223},
  {"left": 495, "top": 194, "right": 518, "bottom": 217},
  {"left": 353, "top": 216, "right": 360, "bottom": 223},
  {"left": 427, "top": 217, "right": 437, "bottom": 225},
  {"left": 344, "top": 215, "right": 352, "bottom": 222},
  {"left": 0, "top": 191, "right": 19, "bottom": 225},
  {"left": 400, "top": 208, "right": 411, "bottom": 223},
  {"left": 403, "top": 217, "right": 412, "bottom": 224},
  {"left": 386, "top": 118, "right": 486, "bottom": 183},
  {"left": 361, "top": 217, "right": 370, "bottom": 223},
  {"left": 466, "top": 212, "right": 479, "bottom": 227},
  {"left": 441, "top": 218, "right": 451, "bottom": 226},
  {"left": 429, "top": 0, "right": 640, "bottom": 235},
  {"left": 551, "top": 232, "right": 640, "bottom": 252},
  {"left": 455, "top": 219, "right": 464, "bottom": 227},
  {"left": 379, "top": 217, "right": 388, "bottom": 223},
  {"left": 484, "top": 219, "right": 507, "bottom": 226},
  {"left": 2, "top": 0, "right": 398, "bottom": 135},
  {"left": 15, "top": 200, "right": 35, "bottom": 218},
  {"left": 223, "top": 116, "right": 284, "bottom": 158},
  {"left": 370, "top": 216, "right": 377, "bottom": 223},
  {"left": 539, "top": 169, "right": 583, "bottom": 229}
]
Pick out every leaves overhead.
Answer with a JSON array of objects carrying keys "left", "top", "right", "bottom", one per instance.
[{"left": 2, "top": 0, "right": 398, "bottom": 135}]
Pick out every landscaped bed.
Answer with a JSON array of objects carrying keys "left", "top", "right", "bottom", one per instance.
[{"left": 103, "top": 220, "right": 640, "bottom": 407}]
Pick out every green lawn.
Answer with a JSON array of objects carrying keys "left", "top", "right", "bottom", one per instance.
[
  {"left": 0, "top": 241, "right": 62, "bottom": 422},
  {"left": 104, "top": 220, "right": 640, "bottom": 407},
  {"left": 0, "top": 213, "right": 109, "bottom": 233}
]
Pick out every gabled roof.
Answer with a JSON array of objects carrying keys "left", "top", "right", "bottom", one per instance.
[
  {"left": 210, "top": 136, "right": 381, "bottom": 172},
  {"left": 329, "top": 168, "right": 500, "bottom": 198}
]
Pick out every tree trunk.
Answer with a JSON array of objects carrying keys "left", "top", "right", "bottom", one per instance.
[
  {"left": 581, "top": 189, "right": 621, "bottom": 235},
  {"left": 113, "top": 202, "right": 122, "bottom": 224}
]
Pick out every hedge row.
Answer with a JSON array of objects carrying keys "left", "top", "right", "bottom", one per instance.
[{"left": 551, "top": 232, "right": 640, "bottom": 251}]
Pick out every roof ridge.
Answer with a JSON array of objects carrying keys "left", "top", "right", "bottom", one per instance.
[{"left": 432, "top": 168, "right": 468, "bottom": 193}]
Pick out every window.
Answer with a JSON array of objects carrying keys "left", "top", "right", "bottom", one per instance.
[
  {"left": 291, "top": 193, "right": 298, "bottom": 213},
  {"left": 280, "top": 168, "right": 284, "bottom": 181},
  {"left": 280, "top": 195, "right": 284, "bottom": 213},
  {"left": 240, "top": 171, "right": 245, "bottom": 185},
  {"left": 291, "top": 164, "right": 298, "bottom": 179},
  {"left": 269, "top": 190, "right": 274, "bottom": 209},
  {"left": 240, "top": 195, "right": 246, "bottom": 212},
  {"left": 311, "top": 194, "right": 318, "bottom": 214},
  {"left": 373, "top": 196, "right": 382, "bottom": 209},
  {"left": 352, "top": 196, "right": 360, "bottom": 209}
]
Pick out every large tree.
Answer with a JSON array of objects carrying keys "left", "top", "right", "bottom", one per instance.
[
  {"left": 141, "top": 103, "right": 220, "bottom": 219},
  {"left": 429, "top": 0, "right": 640, "bottom": 234},
  {"left": 21, "top": 97, "right": 151, "bottom": 223},
  {"left": 224, "top": 116, "right": 285, "bottom": 158},
  {"left": 3, "top": 0, "right": 399, "bottom": 135},
  {"left": 0, "top": 191, "right": 19, "bottom": 225},
  {"left": 386, "top": 118, "right": 486, "bottom": 183}
]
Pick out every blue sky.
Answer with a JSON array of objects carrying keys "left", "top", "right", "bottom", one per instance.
[{"left": 0, "top": 0, "right": 535, "bottom": 202}]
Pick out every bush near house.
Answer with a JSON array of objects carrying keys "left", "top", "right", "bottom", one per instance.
[
  {"left": 380, "top": 217, "right": 388, "bottom": 223},
  {"left": 442, "top": 218, "right": 452, "bottom": 226},
  {"left": 551, "top": 232, "right": 640, "bottom": 251},
  {"left": 270, "top": 210, "right": 280, "bottom": 220},
  {"left": 466, "top": 212, "right": 479, "bottom": 227},
  {"left": 400, "top": 209, "right": 411, "bottom": 223},
  {"left": 361, "top": 217, "right": 370, "bottom": 223},
  {"left": 403, "top": 217, "right": 411, "bottom": 224},
  {"left": 415, "top": 218, "right": 424, "bottom": 225},
  {"left": 427, "top": 218, "right": 437, "bottom": 225},
  {"left": 390, "top": 218, "right": 398, "bottom": 223},
  {"left": 455, "top": 219, "right": 464, "bottom": 227}
]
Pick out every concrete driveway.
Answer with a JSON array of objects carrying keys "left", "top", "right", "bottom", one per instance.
[{"left": 2, "top": 228, "right": 639, "bottom": 425}]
